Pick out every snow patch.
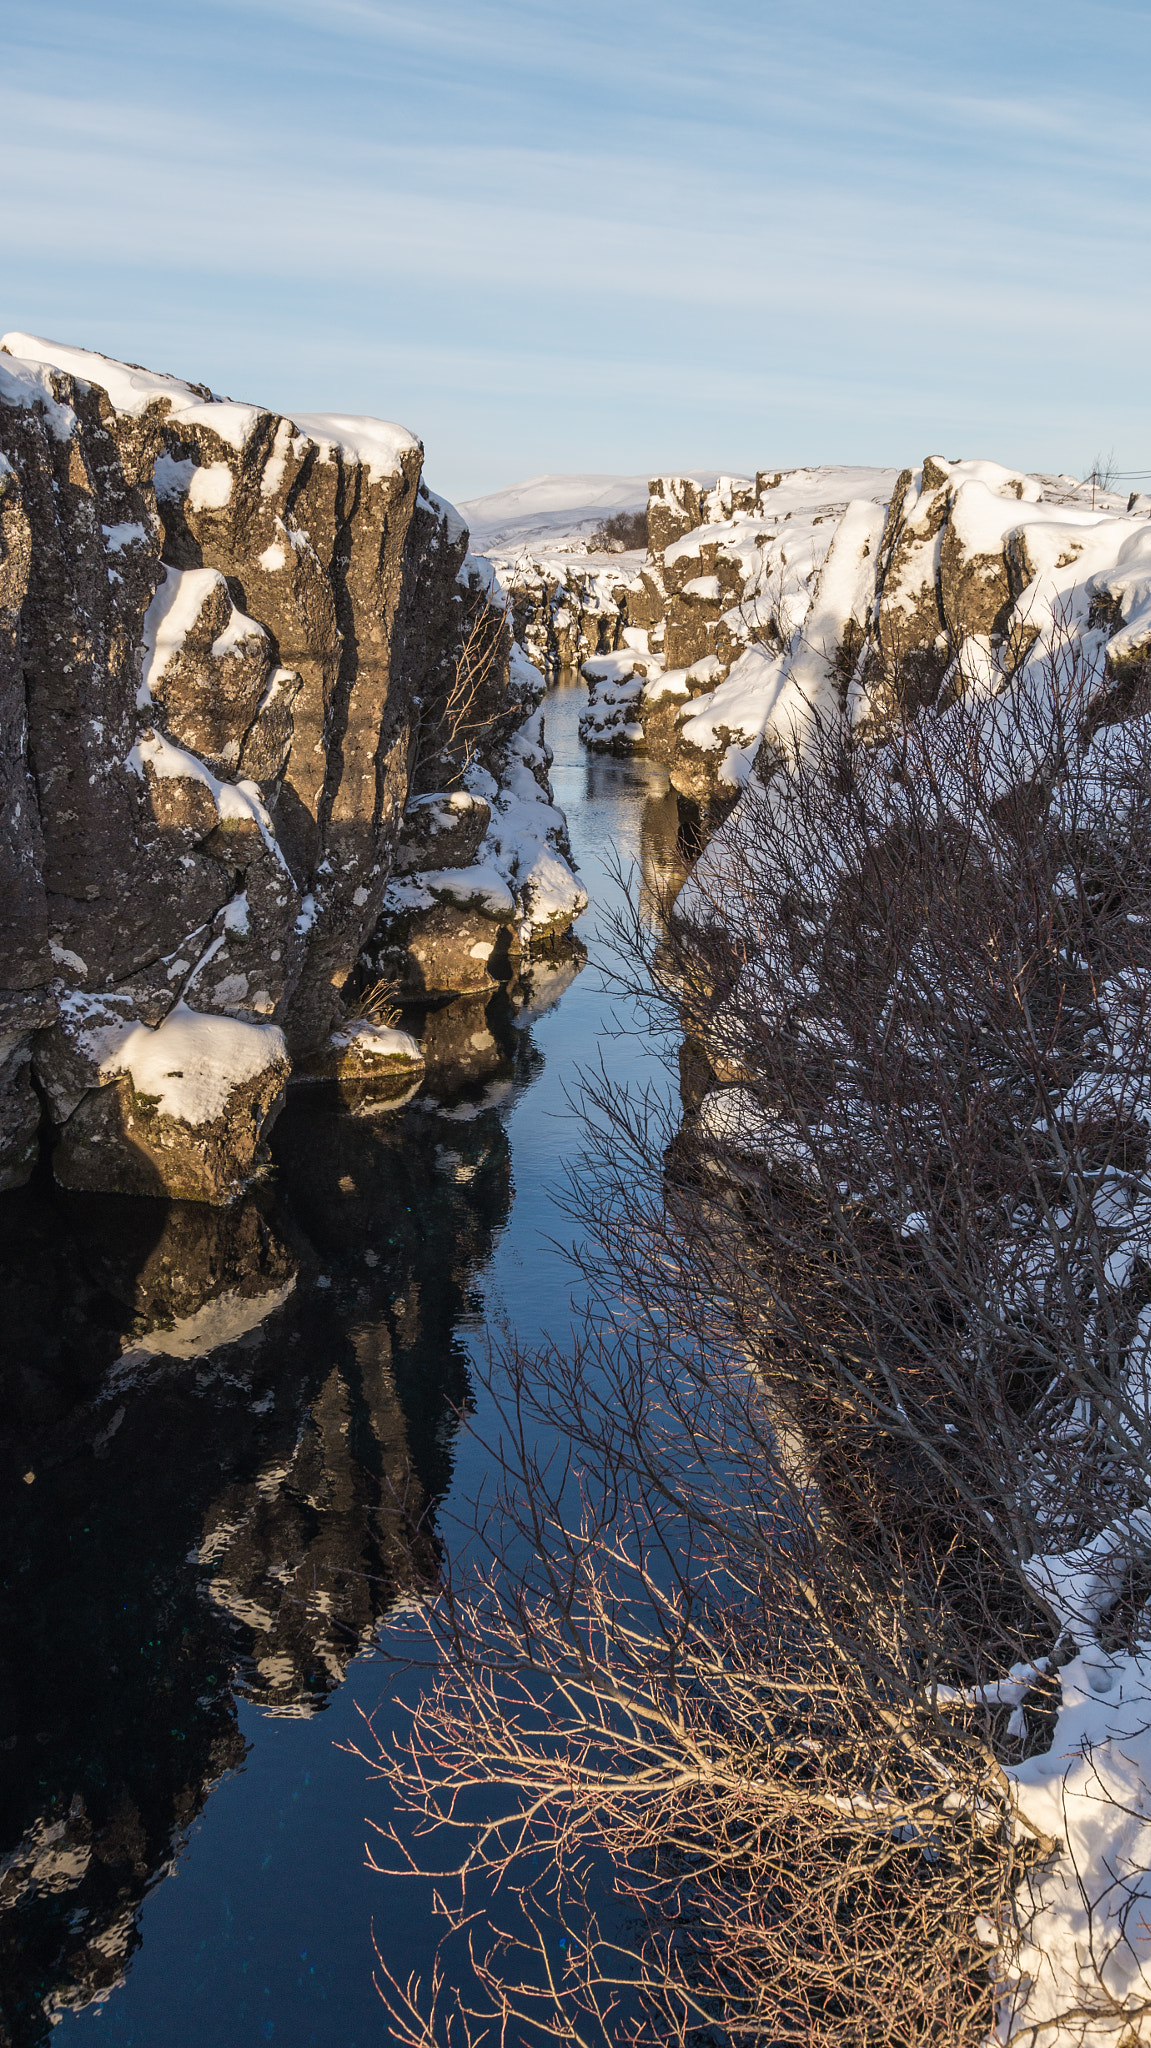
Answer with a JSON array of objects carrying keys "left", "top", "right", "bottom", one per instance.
[
  {"left": 287, "top": 410, "right": 420, "bottom": 483},
  {"left": 331, "top": 1019, "right": 422, "bottom": 1063},
  {"left": 96, "top": 1002, "right": 287, "bottom": 1124},
  {"left": 4, "top": 332, "right": 261, "bottom": 450}
]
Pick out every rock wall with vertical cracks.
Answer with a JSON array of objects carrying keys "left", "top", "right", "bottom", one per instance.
[{"left": 0, "top": 336, "right": 585, "bottom": 1201}]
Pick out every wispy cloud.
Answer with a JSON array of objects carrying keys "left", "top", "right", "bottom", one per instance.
[{"left": 2, "top": 0, "right": 1148, "bottom": 495}]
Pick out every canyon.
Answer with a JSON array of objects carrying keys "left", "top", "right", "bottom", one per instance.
[{"left": 7, "top": 352, "right": 1151, "bottom": 2046}]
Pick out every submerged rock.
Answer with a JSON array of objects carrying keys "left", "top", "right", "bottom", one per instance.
[{"left": 291, "top": 1018, "right": 425, "bottom": 1101}]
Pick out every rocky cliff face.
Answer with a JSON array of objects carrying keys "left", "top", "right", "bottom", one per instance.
[
  {"left": 0, "top": 337, "right": 584, "bottom": 1201},
  {"left": 507, "top": 553, "right": 637, "bottom": 675},
  {"left": 496, "top": 461, "right": 1151, "bottom": 828}
]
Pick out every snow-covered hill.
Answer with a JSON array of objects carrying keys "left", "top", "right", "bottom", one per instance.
[{"left": 458, "top": 470, "right": 705, "bottom": 553}]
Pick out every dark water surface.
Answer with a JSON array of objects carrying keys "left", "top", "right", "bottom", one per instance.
[{"left": 0, "top": 679, "right": 685, "bottom": 2048}]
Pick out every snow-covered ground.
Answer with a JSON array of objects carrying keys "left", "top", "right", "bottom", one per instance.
[
  {"left": 470, "top": 463, "right": 1151, "bottom": 2044},
  {"left": 460, "top": 469, "right": 713, "bottom": 554},
  {"left": 459, "top": 472, "right": 649, "bottom": 553}
]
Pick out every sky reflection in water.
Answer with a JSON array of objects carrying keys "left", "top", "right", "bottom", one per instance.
[{"left": 0, "top": 679, "right": 686, "bottom": 2047}]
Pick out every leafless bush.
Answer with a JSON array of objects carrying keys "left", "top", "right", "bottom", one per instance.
[
  {"left": 589, "top": 509, "right": 649, "bottom": 555},
  {"left": 411, "top": 586, "right": 516, "bottom": 788},
  {"left": 346, "top": 975, "right": 402, "bottom": 1027},
  {"left": 357, "top": 620, "right": 1151, "bottom": 2043}
]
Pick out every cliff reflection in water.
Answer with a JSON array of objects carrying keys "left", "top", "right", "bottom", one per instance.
[{"left": 0, "top": 969, "right": 575, "bottom": 2046}]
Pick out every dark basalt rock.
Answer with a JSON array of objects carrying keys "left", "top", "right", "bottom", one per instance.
[{"left": 0, "top": 337, "right": 560, "bottom": 1197}]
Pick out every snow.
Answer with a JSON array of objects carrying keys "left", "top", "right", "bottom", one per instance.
[
  {"left": 464, "top": 706, "right": 588, "bottom": 932},
  {"left": 458, "top": 472, "right": 664, "bottom": 553},
  {"left": 222, "top": 892, "right": 249, "bottom": 935},
  {"left": 776, "top": 497, "right": 887, "bottom": 736},
  {"left": 406, "top": 789, "right": 488, "bottom": 823},
  {"left": 583, "top": 650, "right": 662, "bottom": 684},
  {"left": 0, "top": 336, "right": 419, "bottom": 483},
  {"left": 127, "top": 729, "right": 287, "bottom": 868},
  {"left": 753, "top": 462, "right": 901, "bottom": 521},
  {"left": 418, "top": 481, "right": 468, "bottom": 547},
  {"left": 1004, "top": 1649, "right": 1151, "bottom": 2041},
  {"left": 49, "top": 940, "right": 88, "bottom": 976},
  {"left": 101, "top": 521, "right": 152, "bottom": 554},
  {"left": 1092, "top": 525, "right": 1151, "bottom": 664},
  {"left": 187, "top": 461, "right": 233, "bottom": 511},
  {"left": 458, "top": 550, "right": 503, "bottom": 601},
  {"left": 938, "top": 633, "right": 1003, "bottom": 701},
  {"left": 96, "top": 1001, "right": 287, "bottom": 1124},
  {"left": 3, "top": 332, "right": 262, "bottom": 450},
  {"left": 946, "top": 477, "right": 1103, "bottom": 561},
  {"left": 421, "top": 864, "right": 517, "bottom": 918},
  {"left": 331, "top": 1019, "right": 422, "bottom": 1063},
  {"left": 153, "top": 453, "right": 196, "bottom": 502},
  {"left": 211, "top": 606, "right": 265, "bottom": 661},
  {"left": 1023, "top": 1513, "right": 1151, "bottom": 1644},
  {"left": 679, "top": 646, "right": 789, "bottom": 783},
  {"left": 55, "top": 990, "right": 141, "bottom": 1070},
  {"left": 260, "top": 419, "right": 294, "bottom": 500},
  {"left": 286, "top": 410, "right": 420, "bottom": 483},
  {"left": 644, "top": 667, "right": 692, "bottom": 702},
  {"left": 697, "top": 1086, "right": 820, "bottom": 1177},
  {"left": 138, "top": 565, "right": 266, "bottom": 704},
  {"left": 0, "top": 348, "right": 77, "bottom": 441}
]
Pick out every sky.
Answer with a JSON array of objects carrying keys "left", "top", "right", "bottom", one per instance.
[{"left": 1, "top": 0, "right": 1148, "bottom": 501}]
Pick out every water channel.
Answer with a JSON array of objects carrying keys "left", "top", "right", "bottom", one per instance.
[{"left": 0, "top": 675, "right": 687, "bottom": 2048}]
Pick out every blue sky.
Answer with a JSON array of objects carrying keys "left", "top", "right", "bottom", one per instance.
[{"left": 2, "top": 0, "right": 1148, "bottom": 500}]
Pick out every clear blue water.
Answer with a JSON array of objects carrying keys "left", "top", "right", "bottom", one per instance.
[{"left": 0, "top": 677, "right": 685, "bottom": 2047}]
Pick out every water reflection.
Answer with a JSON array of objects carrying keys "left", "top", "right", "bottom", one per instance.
[
  {"left": 0, "top": 674, "right": 685, "bottom": 2048},
  {"left": 0, "top": 968, "right": 573, "bottom": 2046}
]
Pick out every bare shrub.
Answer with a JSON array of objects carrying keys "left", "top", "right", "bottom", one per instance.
[
  {"left": 357, "top": 620, "right": 1151, "bottom": 2043},
  {"left": 589, "top": 509, "right": 649, "bottom": 555},
  {"left": 411, "top": 585, "right": 516, "bottom": 789}
]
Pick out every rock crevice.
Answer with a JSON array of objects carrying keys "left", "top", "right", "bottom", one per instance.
[{"left": 0, "top": 336, "right": 584, "bottom": 1198}]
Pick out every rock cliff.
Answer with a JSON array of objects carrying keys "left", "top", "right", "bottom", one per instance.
[
  {"left": 481, "top": 462, "right": 1151, "bottom": 832},
  {"left": 0, "top": 337, "right": 584, "bottom": 1200}
]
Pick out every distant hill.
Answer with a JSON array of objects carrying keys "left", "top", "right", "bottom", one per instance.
[{"left": 458, "top": 471, "right": 718, "bottom": 553}]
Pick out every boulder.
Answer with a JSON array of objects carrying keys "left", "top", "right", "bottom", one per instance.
[
  {"left": 392, "top": 790, "right": 491, "bottom": 874},
  {"left": 291, "top": 1019, "right": 425, "bottom": 1102},
  {"left": 580, "top": 651, "right": 656, "bottom": 754},
  {"left": 365, "top": 871, "right": 521, "bottom": 999},
  {"left": 52, "top": 1005, "right": 289, "bottom": 1202}
]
